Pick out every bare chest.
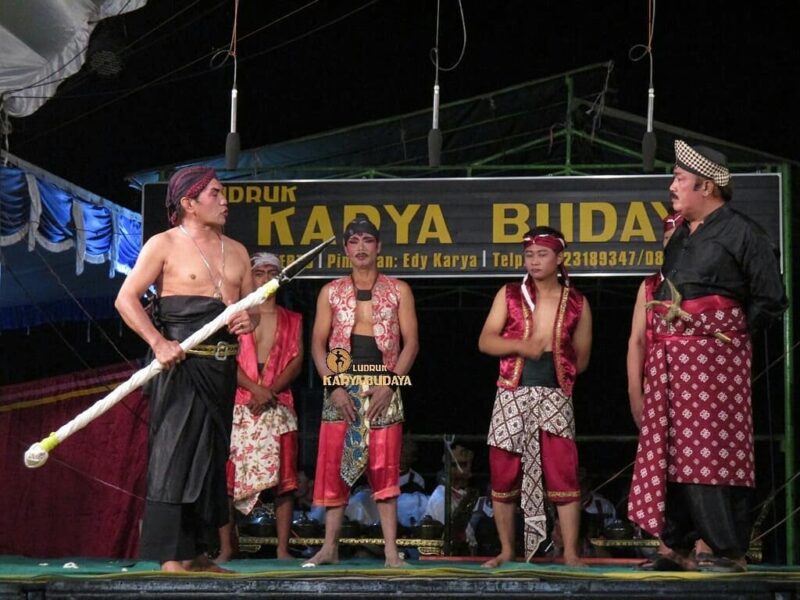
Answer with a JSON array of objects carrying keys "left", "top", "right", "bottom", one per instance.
[
  {"left": 353, "top": 299, "right": 374, "bottom": 334},
  {"left": 254, "top": 313, "right": 278, "bottom": 363},
  {"left": 530, "top": 296, "right": 560, "bottom": 345}
]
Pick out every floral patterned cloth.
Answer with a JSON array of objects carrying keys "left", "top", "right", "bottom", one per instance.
[{"left": 230, "top": 403, "right": 297, "bottom": 514}]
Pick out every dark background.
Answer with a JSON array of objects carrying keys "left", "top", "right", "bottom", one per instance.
[
  {"left": 7, "top": 0, "right": 799, "bottom": 207},
  {"left": 3, "top": 0, "right": 795, "bottom": 560}
]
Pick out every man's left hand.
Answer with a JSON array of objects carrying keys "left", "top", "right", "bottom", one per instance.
[
  {"left": 364, "top": 385, "right": 394, "bottom": 422},
  {"left": 228, "top": 310, "right": 254, "bottom": 335}
]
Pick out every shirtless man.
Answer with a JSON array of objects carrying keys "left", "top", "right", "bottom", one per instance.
[
  {"left": 478, "top": 226, "right": 592, "bottom": 567},
  {"left": 221, "top": 252, "right": 303, "bottom": 561},
  {"left": 304, "top": 217, "right": 418, "bottom": 568},
  {"left": 115, "top": 166, "right": 256, "bottom": 572}
]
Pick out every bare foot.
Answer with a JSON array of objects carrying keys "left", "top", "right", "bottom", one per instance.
[
  {"left": 189, "top": 554, "right": 234, "bottom": 573},
  {"left": 384, "top": 554, "right": 408, "bottom": 568},
  {"left": 562, "top": 553, "right": 587, "bottom": 567},
  {"left": 276, "top": 548, "right": 293, "bottom": 560},
  {"left": 216, "top": 549, "right": 234, "bottom": 563},
  {"left": 482, "top": 551, "right": 515, "bottom": 568},
  {"left": 161, "top": 560, "right": 189, "bottom": 572},
  {"left": 302, "top": 545, "right": 339, "bottom": 567}
]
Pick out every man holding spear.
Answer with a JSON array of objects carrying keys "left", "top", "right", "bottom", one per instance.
[{"left": 115, "top": 166, "right": 257, "bottom": 573}]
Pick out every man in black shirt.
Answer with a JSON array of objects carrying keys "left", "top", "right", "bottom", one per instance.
[{"left": 628, "top": 141, "right": 786, "bottom": 572}]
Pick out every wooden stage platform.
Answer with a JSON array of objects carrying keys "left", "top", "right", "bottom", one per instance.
[{"left": 1, "top": 556, "right": 799, "bottom": 600}]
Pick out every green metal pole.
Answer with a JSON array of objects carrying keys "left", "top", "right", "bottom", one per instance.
[
  {"left": 780, "top": 163, "right": 795, "bottom": 564},
  {"left": 564, "top": 76, "right": 574, "bottom": 174}
]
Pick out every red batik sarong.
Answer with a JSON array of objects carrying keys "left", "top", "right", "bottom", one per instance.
[{"left": 628, "top": 295, "right": 753, "bottom": 536}]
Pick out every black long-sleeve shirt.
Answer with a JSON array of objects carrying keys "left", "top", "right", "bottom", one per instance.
[{"left": 656, "top": 204, "right": 787, "bottom": 332}]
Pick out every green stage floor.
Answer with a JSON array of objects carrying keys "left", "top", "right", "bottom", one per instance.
[{"left": 1, "top": 555, "right": 799, "bottom": 582}]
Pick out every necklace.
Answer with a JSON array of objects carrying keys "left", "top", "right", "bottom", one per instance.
[
  {"left": 351, "top": 273, "right": 377, "bottom": 301},
  {"left": 179, "top": 224, "right": 225, "bottom": 300}
]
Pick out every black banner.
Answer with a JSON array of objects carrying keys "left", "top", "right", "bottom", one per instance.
[{"left": 142, "top": 174, "right": 782, "bottom": 278}]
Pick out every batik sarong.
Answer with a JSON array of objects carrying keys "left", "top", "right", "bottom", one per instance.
[
  {"left": 487, "top": 385, "right": 575, "bottom": 560},
  {"left": 628, "top": 295, "right": 753, "bottom": 536}
]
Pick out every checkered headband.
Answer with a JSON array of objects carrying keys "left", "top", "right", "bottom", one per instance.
[{"left": 674, "top": 140, "right": 730, "bottom": 187}]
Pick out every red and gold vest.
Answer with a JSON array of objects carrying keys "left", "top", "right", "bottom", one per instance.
[
  {"left": 235, "top": 306, "right": 302, "bottom": 409},
  {"left": 497, "top": 281, "right": 585, "bottom": 395},
  {"left": 328, "top": 273, "right": 401, "bottom": 371}
]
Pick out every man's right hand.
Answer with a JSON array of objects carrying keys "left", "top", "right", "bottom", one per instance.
[
  {"left": 152, "top": 338, "right": 185, "bottom": 369},
  {"left": 516, "top": 337, "right": 546, "bottom": 360},
  {"left": 330, "top": 387, "right": 356, "bottom": 424},
  {"left": 248, "top": 386, "right": 277, "bottom": 414}
]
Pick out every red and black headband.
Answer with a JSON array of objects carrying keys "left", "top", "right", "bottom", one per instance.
[{"left": 165, "top": 166, "right": 217, "bottom": 226}]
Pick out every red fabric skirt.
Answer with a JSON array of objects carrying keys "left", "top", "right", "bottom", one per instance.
[
  {"left": 312, "top": 422, "right": 402, "bottom": 507},
  {"left": 489, "top": 432, "right": 579, "bottom": 504}
]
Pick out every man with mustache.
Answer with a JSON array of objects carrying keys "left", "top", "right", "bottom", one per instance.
[
  {"left": 304, "top": 217, "right": 419, "bottom": 568},
  {"left": 627, "top": 141, "right": 786, "bottom": 572},
  {"left": 115, "top": 166, "right": 257, "bottom": 572}
]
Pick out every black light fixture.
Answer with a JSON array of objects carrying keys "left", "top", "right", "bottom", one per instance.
[
  {"left": 642, "top": 85, "right": 656, "bottom": 172},
  {"left": 428, "top": 2, "right": 443, "bottom": 168},
  {"left": 225, "top": 0, "right": 241, "bottom": 170},
  {"left": 225, "top": 81, "right": 240, "bottom": 170},
  {"left": 640, "top": 0, "right": 657, "bottom": 172},
  {"left": 427, "top": 0, "right": 466, "bottom": 169}
]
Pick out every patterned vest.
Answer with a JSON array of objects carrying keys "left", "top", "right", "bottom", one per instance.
[
  {"left": 328, "top": 273, "right": 401, "bottom": 371},
  {"left": 497, "top": 281, "right": 585, "bottom": 395},
  {"left": 235, "top": 306, "right": 302, "bottom": 409}
]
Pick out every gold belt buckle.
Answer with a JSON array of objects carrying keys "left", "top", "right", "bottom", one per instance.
[{"left": 214, "top": 341, "right": 228, "bottom": 361}]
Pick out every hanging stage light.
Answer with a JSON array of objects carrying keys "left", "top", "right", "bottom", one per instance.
[
  {"left": 225, "top": 83, "right": 240, "bottom": 170},
  {"left": 225, "top": 0, "right": 241, "bottom": 170},
  {"left": 428, "top": 1, "right": 443, "bottom": 168},
  {"left": 640, "top": 0, "right": 657, "bottom": 172},
  {"left": 428, "top": 81, "right": 442, "bottom": 167},
  {"left": 427, "top": 0, "right": 466, "bottom": 169},
  {"left": 642, "top": 85, "right": 656, "bottom": 172}
]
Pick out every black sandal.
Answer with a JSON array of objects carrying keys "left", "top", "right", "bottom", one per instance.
[
  {"left": 696, "top": 556, "right": 746, "bottom": 573},
  {"left": 637, "top": 552, "right": 688, "bottom": 571}
]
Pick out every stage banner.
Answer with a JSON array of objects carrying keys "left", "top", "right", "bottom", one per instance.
[{"left": 142, "top": 174, "right": 781, "bottom": 278}]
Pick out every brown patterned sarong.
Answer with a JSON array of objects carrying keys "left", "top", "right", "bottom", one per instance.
[
  {"left": 229, "top": 403, "right": 297, "bottom": 514},
  {"left": 487, "top": 386, "right": 575, "bottom": 560},
  {"left": 628, "top": 296, "right": 753, "bottom": 537}
]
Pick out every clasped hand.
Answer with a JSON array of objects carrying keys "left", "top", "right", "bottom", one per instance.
[
  {"left": 248, "top": 385, "right": 276, "bottom": 414},
  {"left": 330, "top": 385, "right": 394, "bottom": 424}
]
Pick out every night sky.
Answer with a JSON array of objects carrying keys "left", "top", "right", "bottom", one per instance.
[{"left": 7, "top": 0, "right": 799, "bottom": 206}]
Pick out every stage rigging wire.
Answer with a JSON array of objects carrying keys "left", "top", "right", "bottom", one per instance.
[
  {"left": 14, "top": 0, "right": 376, "bottom": 146},
  {"left": 0, "top": 258, "right": 148, "bottom": 429},
  {"left": 4, "top": 0, "right": 140, "bottom": 96},
  {"left": 32, "top": 247, "right": 136, "bottom": 369},
  {"left": 1, "top": 256, "right": 149, "bottom": 499}
]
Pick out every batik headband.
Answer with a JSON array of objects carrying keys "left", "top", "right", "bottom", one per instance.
[
  {"left": 522, "top": 232, "right": 567, "bottom": 252},
  {"left": 165, "top": 166, "right": 217, "bottom": 226},
  {"left": 521, "top": 231, "right": 569, "bottom": 287}
]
